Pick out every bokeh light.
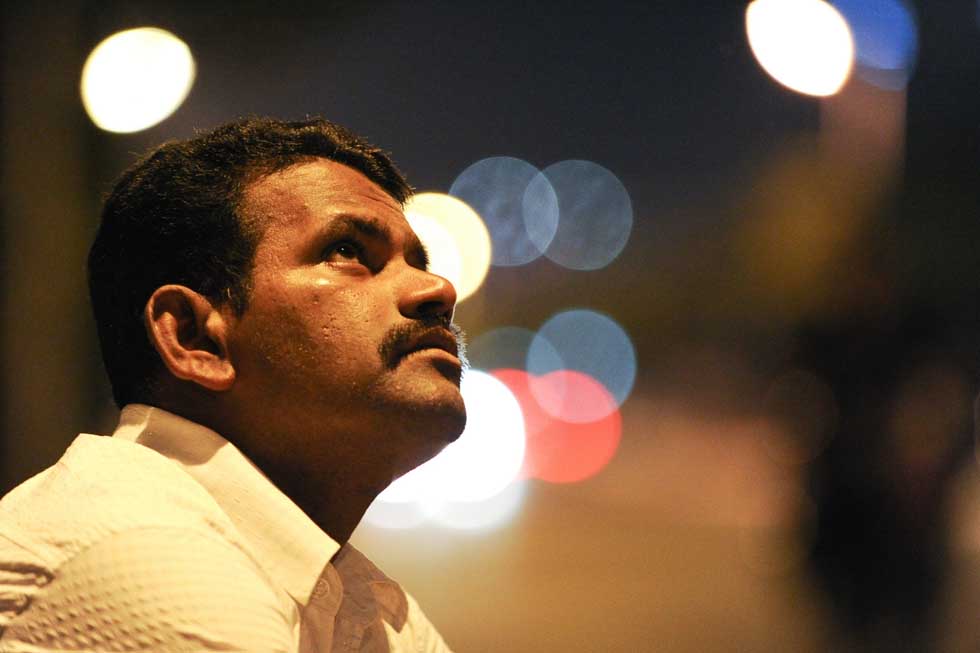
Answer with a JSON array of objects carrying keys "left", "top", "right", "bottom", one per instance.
[
  {"left": 423, "top": 370, "right": 526, "bottom": 501},
  {"left": 746, "top": 0, "right": 855, "bottom": 97},
  {"left": 527, "top": 309, "right": 636, "bottom": 421},
  {"left": 467, "top": 326, "right": 537, "bottom": 372},
  {"left": 362, "top": 497, "right": 429, "bottom": 530},
  {"left": 427, "top": 480, "right": 528, "bottom": 530},
  {"left": 886, "top": 361, "right": 973, "bottom": 474},
  {"left": 526, "top": 160, "right": 633, "bottom": 270},
  {"left": 530, "top": 369, "right": 623, "bottom": 425},
  {"left": 831, "top": 0, "right": 918, "bottom": 89},
  {"left": 376, "top": 370, "right": 525, "bottom": 520},
  {"left": 405, "top": 211, "right": 463, "bottom": 292},
  {"left": 493, "top": 369, "right": 621, "bottom": 484},
  {"left": 81, "top": 27, "right": 196, "bottom": 133},
  {"left": 449, "top": 157, "right": 559, "bottom": 266},
  {"left": 404, "top": 192, "right": 492, "bottom": 302}
]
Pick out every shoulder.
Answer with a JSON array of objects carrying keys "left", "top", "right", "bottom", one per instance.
[
  {"left": 0, "top": 434, "right": 243, "bottom": 569},
  {"left": 0, "top": 526, "right": 294, "bottom": 652}
]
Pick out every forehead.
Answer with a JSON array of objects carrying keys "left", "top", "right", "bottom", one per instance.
[{"left": 242, "top": 158, "right": 406, "bottom": 233}]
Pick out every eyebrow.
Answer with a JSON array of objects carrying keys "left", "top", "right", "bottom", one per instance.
[{"left": 321, "top": 214, "right": 430, "bottom": 269}]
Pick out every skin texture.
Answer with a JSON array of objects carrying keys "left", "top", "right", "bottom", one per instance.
[{"left": 144, "top": 159, "right": 466, "bottom": 543}]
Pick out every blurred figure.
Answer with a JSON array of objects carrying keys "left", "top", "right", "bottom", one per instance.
[{"left": 797, "top": 308, "right": 975, "bottom": 652}]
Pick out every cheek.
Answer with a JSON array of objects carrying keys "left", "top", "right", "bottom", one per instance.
[
  {"left": 315, "top": 290, "right": 385, "bottom": 352},
  {"left": 243, "top": 278, "right": 392, "bottom": 373}
]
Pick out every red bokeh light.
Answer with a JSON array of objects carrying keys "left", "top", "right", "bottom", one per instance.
[{"left": 491, "top": 369, "right": 621, "bottom": 484}]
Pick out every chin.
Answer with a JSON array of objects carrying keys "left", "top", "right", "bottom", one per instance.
[
  {"left": 388, "top": 408, "right": 464, "bottom": 480},
  {"left": 439, "top": 406, "right": 467, "bottom": 442},
  {"left": 370, "top": 373, "right": 467, "bottom": 446},
  {"left": 410, "top": 376, "right": 467, "bottom": 440},
  {"left": 418, "top": 392, "right": 467, "bottom": 444}
]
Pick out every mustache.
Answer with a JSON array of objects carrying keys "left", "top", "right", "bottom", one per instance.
[{"left": 378, "top": 318, "right": 469, "bottom": 371}]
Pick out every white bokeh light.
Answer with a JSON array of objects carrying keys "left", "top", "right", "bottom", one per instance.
[
  {"left": 81, "top": 27, "right": 196, "bottom": 133},
  {"left": 746, "top": 0, "right": 854, "bottom": 97},
  {"left": 374, "top": 370, "right": 526, "bottom": 527},
  {"left": 427, "top": 480, "right": 528, "bottom": 531},
  {"left": 424, "top": 370, "right": 526, "bottom": 502},
  {"left": 361, "top": 498, "right": 429, "bottom": 530},
  {"left": 405, "top": 211, "right": 463, "bottom": 293},
  {"left": 404, "top": 193, "right": 492, "bottom": 303}
]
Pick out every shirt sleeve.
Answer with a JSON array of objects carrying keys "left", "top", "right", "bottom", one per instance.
[{"left": 0, "top": 527, "right": 294, "bottom": 652}]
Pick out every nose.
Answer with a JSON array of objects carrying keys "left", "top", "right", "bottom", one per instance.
[{"left": 398, "top": 268, "right": 457, "bottom": 324}]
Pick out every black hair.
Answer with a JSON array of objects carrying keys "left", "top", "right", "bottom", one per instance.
[{"left": 88, "top": 116, "right": 412, "bottom": 408}]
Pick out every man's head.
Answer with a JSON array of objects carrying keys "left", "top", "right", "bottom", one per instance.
[
  {"left": 90, "top": 117, "right": 413, "bottom": 406},
  {"left": 89, "top": 117, "right": 467, "bottom": 491}
]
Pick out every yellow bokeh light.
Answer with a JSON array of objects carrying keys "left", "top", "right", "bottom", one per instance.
[
  {"left": 81, "top": 27, "right": 196, "bottom": 133},
  {"left": 404, "top": 192, "right": 492, "bottom": 303},
  {"left": 405, "top": 212, "right": 463, "bottom": 296},
  {"left": 746, "top": 0, "right": 854, "bottom": 97}
]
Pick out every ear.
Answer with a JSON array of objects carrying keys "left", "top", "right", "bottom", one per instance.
[{"left": 144, "top": 285, "right": 236, "bottom": 392}]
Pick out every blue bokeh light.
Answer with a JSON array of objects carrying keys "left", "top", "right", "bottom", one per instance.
[
  {"left": 468, "top": 326, "right": 539, "bottom": 372},
  {"left": 449, "top": 157, "right": 559, "bottom": 266},
  {"left": 832, "top": 0, "right": 918, "bottom": 90},
  {"left": 525, "top": 160, "right": 633, "bottom": 271},
  {"left": 526, "top": 309, "right": 637, "bottom": 409}
]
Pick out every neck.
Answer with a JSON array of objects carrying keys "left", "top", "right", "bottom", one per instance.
[
  {"left": 155, "top": 391, "right": 393, "bottom": 545},
  {"left": 214, "top": 414, "right": 390, "bottom": 545},
  {"left": 255, "top": 458, "right": 382, "bottom": 544}
]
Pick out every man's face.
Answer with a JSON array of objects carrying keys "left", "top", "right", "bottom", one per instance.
[{"left": 225, "top": 159, "right": 466, "bottom": 483}]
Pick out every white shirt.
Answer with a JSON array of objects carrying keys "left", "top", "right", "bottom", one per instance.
[{"left": 0, "top": 404, "right": 452, "bottom": 652}]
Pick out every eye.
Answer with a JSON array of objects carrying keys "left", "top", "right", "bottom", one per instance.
[{"left": 323, "top": 240, "right": 364, "bottom": 264}]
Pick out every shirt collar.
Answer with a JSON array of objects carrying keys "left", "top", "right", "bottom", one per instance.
[{"left": 112, "top": 403, "right": 340, "bottom": 608}]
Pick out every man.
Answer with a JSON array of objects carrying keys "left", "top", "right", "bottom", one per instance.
[{"left": 0, "top": 117, "right": 467, "bottom": 651}]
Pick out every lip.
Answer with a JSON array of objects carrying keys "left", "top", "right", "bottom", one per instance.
[{"left": 397, "top": 327, "right": 460, "bottom": 362}]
